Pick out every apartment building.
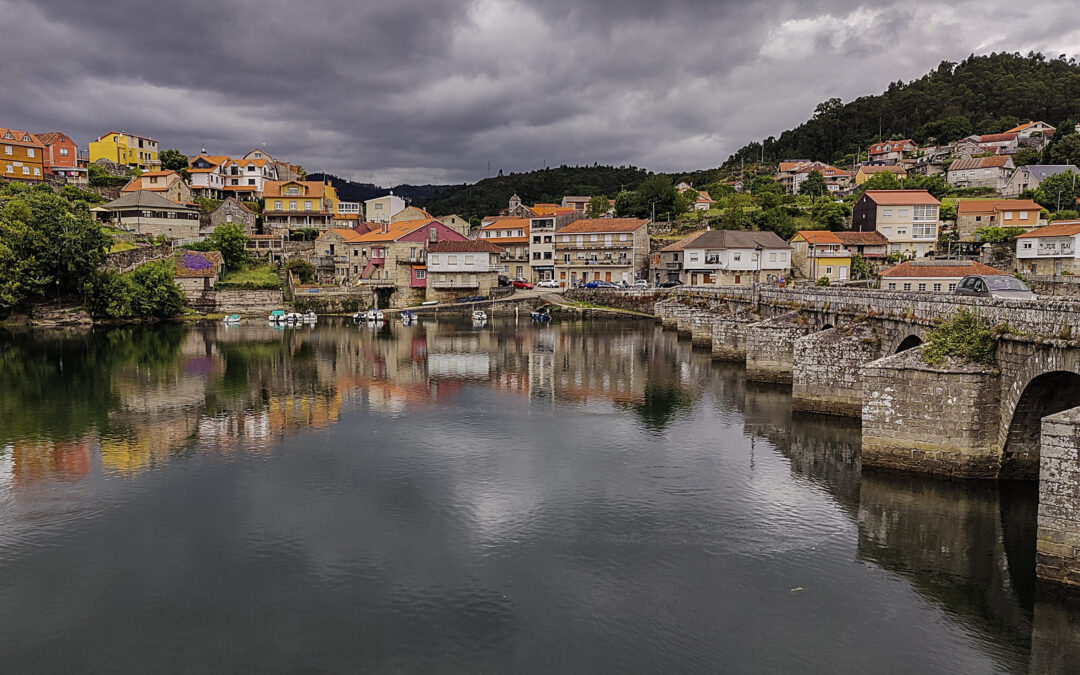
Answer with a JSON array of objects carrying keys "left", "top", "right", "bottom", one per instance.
[
  {"left": 478, "top": 217, "right": 531, "bottom": 279},
  {"left": 1015, "top": 221, "right": 1080, "bottom": 275},
  {"left": 851, "top": 190, "right": 940, "bottom": 257},
  {"left": 0, "top": 128, "right": 44, "bottom": 182},
  {"left": 679, "top": 230, "right": 791, "bottom": 286},
  {"left": 263, "top": 180, "right": 339, "bottom": 234},
  {"left": 88, "top": 131, "right": 159, "bottom": 170},
  {"left": 425, "top": 240, "right": 504, "bottom": 302},
  {"left": 553, "top": 218, "right": 649, "bottom": 287}
]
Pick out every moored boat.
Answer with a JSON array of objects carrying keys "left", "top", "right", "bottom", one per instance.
[
  {"left": 472, "top": 310, "right": 487, "bottom": 321},
  {"left": 303, "top": 311, "right": 318, "bottom": 323},
  {"left": 268, "top": 310, "right": 286, "bottom": 323}
]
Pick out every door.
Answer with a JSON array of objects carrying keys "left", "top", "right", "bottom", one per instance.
[
  {"left": 839, "top": 266, "right": 848, "bottom": 281},
  {"left": 605, "top": 271, "right": 611, "bottom": 282},
  {"left": 691, "top": 273, "right": 697, "bottom": 285}
]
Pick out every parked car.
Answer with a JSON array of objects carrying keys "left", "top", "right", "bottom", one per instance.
[
  {"left": 584, "top": 280, "right": 619, "bottom": 289},
  {"left": 512, "top": 278, "right": 535, "bottom": 289},
  {"left": 954, "top": 274, "right": 1035, "bottom": 300},
  {"left": 537, "top": 279, "right": 560, "bottom": 289},
  {"left": 658, "top": 280, "right": 684, "bottom": 288},
  {"left": 498, "top": 275, "right": 511, "bottom": 286},
  {"left": 630, "top": 279, "right": 650, "bottom": 289}
]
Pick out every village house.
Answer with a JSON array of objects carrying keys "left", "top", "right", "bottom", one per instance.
[
  {"left": 561, "top": 196, "right": 591, "bottom": 213},
  {"left": 88, "top": 131, "right": 159, "bottom": 170},
  {"left": 315, "top": 227, "right": 368, "bottom": 282},
  {"left": 789, "top": 230, "right": 851, "bottom": 283},
  {"left": 263, "top": 180, "right": 339, "bottom": 234},
  {"left": 554, "top": 218, "right": 649, "bottom": 287},
  {"left": 94, "top": 190, "right": 201, "bottom": 239},
  {"left": 851, "top": 189, "right": 940, "bottom": 257},
  {"left": 954, "top": 199, "right": 1045, "bottom": 241},
  {"left": 946, "top": 155, "right": 1014, "bottom": 191},
  {"left": 528, "top": 209, "right": 583, "bottom": 281},
  {"left": 121, "top": 170, "right": 193, "bottom": 204},
  {"left": 0, "top": 128, "right": 44, "bottom": 182},
  {"left": 1001, "top": 165, "right": 1079, "bottom": 198},
  {"left": 391, "top": 206, "right": 434, "bottom": 223},
  {"left": 350, "top": 218, "right": 469, "bottom": 306},
  {"left": 1008, "top": 120, "right": 1056, "bottom": 140},
  {"left": 436, "top": 214, "right": 472, "bottom": 237},
  {"left": 172, "top": 250, "right": 225, "bottom": 296},
  {"left": 478, "top": 217, "right": 531, "bottom": 279},
  {"left": 794, "top": 164, "right": 851, "bottom": 194},
  {"left": 776, "top": 159, "right": 814, "bottom": 192},
  {"left": 879, "top": 260, "right": 1003, "bottom": 293},
  {"left": 425, "top": 240, "right": 504, "bottom": 302},
  {"left": 243, "top": 148, "right": 301, "bottom": 181},
  {"left": 678, "top": 230, "right": 791, "bottom": 286},
  {"left": 971, "top": 132, "right": 1019, "bottom": 154},
  {"left": 854, "top": 164, "right": 907, "bottom": 185},
  {"left": 34, "top": 132, "right": 85, "bottom": 185},
  {"left": 834, "top": 230, "right": 890, "bottom": 260},
  {"left": 651, "top": 234, "right": 698, "bottom": 285},
  {"left": 868, "top": 139, "right": 916, "bottom": 164},
  {"left": 203, "top": 197, "right": 256, "bottom": 237},
  {"left": 364, "top": 193, "right": 406, "bottom": 223},
  {"left": 244, "top": 235, "right": 289, "bottom": 263},
  {"left": 333, "top": 200, "right": 363, "bottom": 227},
  {"left": 1015, "top": 221, "right": 1080, "bottom": 275},
  {"left": 221, "top": 157, "right": 276, "bottom": 200},
  {"left": 186, "top": 155, "right": 230, "bottom": 198}
]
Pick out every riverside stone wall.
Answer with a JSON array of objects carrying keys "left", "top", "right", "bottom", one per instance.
[
  {"left": 1028, "top": 275, "right": 1080, "bottom": 299},
  {"left": 186, "top": 289, "right": 285, "bottom": 314},
  {"left": 1036, "top": 407, "right": 1080, "bottom": 590},
  {"left": 102, "top": 243, "right": 172, "bottom": 272},
  {"left": 862, "top": 347, "right": 1002, "bottom": 478},
  {"left": 792, "top": 324, "right": 882, "bottom": 417},
  {"left": 744, "top": 315, "right": 811, "bottom": 384},
  {"left": 564, "top": 288, "right": 670, "bottom": 314}
]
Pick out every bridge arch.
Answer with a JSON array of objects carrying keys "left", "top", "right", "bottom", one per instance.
[
  {"left": 1001, "top": 370, "right": 1080, "bottom": 479},
  {"left": 895, "top": 335, "right": 923, "bottom": 353}
]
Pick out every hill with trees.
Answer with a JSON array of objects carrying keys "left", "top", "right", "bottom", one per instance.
[
  {"left": 724, "top": 52, "right": 1080, "bottom": 168},
  {"left": 305, "top": 173, "right": 450, "bottom": 208}
]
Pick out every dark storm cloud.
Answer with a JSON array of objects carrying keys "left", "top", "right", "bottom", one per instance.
[{"left": 1, "top": 0, "right": 1079, "bottom": 185}]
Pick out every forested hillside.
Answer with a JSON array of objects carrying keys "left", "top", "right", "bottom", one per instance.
[
  {"left": 725, "top": 52, "right": 1080, "bottom": 167},
  {"left": 306, "top": 173, "right": 450, "bottom": 207},
  {"left": 420, "top": 165, "right": 649, "bottom": 218}
]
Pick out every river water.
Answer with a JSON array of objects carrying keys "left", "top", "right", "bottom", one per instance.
[{"left": 0, "top": 318, "right": 1077, "bottom": 673}]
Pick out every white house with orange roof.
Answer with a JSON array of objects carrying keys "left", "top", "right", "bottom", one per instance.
[
  {"left": 121, "top": 170, "right": 193, "bottom": 204},
  {"left": 478, "top": 217, "right": 531, "bottom": 278},
  {"left": 1016, "top": 220, "right": 1080, "bottom": 275},
  {"left": 187, "top": 154, "right": 230, "bottom": 197},
  {"left": 879, "top": 260, "right": 1005, "bottom": 293},
  {"left": 221, "top": 157, "right": 276, "bottom": 199},
  {"left": 868, "top": 139, "right": 916, "bottom": 164},
  {"left": 851, "top": 189, "right": 941, "bottom": 257},
  {"left": 1006, "top": 121, "right": 1056, "bottom": 141}
]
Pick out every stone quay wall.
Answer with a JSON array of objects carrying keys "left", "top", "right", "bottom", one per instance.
[
  {"left": 1036, "top": 407, "right": 1080, "bottom": 590},
  {"left": 564, "top": 288, "right": 670, "bottom": 314},
  {"left": 861, "top": 347, "right": 1002, "bottom": 478},
  {"left": 1028, "top": 275, "right": 1080, "bottom": 299},
  {"left": 186, "top": 289, "right": 285, "bottom": 315}
]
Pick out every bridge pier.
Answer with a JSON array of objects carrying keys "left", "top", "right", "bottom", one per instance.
[
  {"left": 744, "top": 315, "right": 812, "bottom": 384},
  {"left": 711, "top": 315, "right": 752, "bottom": 361},
  {"left": 654, "top": 299, "right": 679, "bottom": 330},
  {"left": 1036, "top": 407, "right": 1080, "bottom": 590},
  {"left": 792, "top": 325, "right": 882, "bottom": 417},
  {"left": 861, "top": 347, "right": 1002, "bottom": 478},
  {"left": 689, "top": 313, "right": 715, "bottom": 348}
]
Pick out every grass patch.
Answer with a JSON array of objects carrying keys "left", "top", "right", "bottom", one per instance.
[
  {"left": 922, "top": 309, "right": 997, "bottom": 367},
  {"left": 216, "top": 264, "right": 281, "bottom": 290},
  {"left": 109, "top": 241, "right": 137, "bottom": 253}
]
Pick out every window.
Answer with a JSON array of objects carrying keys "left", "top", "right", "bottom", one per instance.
[
  {"left": 918, "top": 283, "right": 926, "bottom": 291},
  {"left": 448, "top": 255, "right": 457, "bottom": 264},
  {"left": 289, "top": 201, "right": 297, "bottom": 210},
  {"left": 948, "top": 283, "right": 957, "bottom": 291},
  {"left": 903, "top": 282, "right": 911, "bottom": 291},
  {"left": 59, "top": 148, "right": 69, "bottom": 156},
  {"left": 825, "top": 266, "right": 833, "bottom": 274},
  {"left": 1004, "top": 211, "right": 1013, "bottom": 220},
  {"left": 563, "top": 254, "right": 570, "bottom": 263},
  {"left": 1023, "top": 241, "right": 1032, "bottom": 249},
  {"left": 933, "top": 283, "right": 942, "bottom": 291},
  {"left": 733, "top": 252, "right": 741, "bottom": 261},
  {"left": 619, "top": 233, "right": 628, "bottom": 241},
  {"left": 248, "top": 179, "right": 256, "bottom": 186},
  {"left": 429, "top": 227, "right": 437, "bottom": 242},
  {"left": 769, "top": 252, "right": 777, "bottom": 262},
  {"left": 5, "top": 165, "right": 11, "bottom": 173},
  {"left": 21, "top": 166, "right": 28, "bottom": 175},
  {"left": 415, "top": 270, "right": 426, "bottom": 279},
  {"left": 33, "top": 167, "right": 40, "bottom": 176},
  {"left": 589, "top": 234, "right": 598, "bottom": 242},
  {"left": 374, "top": 203, "right": 383, "bottom": 209},
  {"left": 1020, "top": 211, "right": 1029, "bottom": 219},
  {"left": 274, "top": 201, "right": 282, "bottom": 210},
  {"left": 26, "top": 148, "right": 34, "bottom": 158},
  {"left": 898, "top": 209, "right": 908, "bottom": 216},
  {"left": 883, "top": 209, "right": 892, "bottom": 217},
  {"left": 888, "top": 282, "right": 897, "bottom": 290},
  {"left": 304, "top": 200, "right": 312, "bottom": 210},
  {"left": 3, "top": 146, "right": 9, "bottom": 155},
  {"left": 231, "top": 179, "right": 239, "bottom": 185},
  {"left": 287, "top": 187, "right": 299, "bottom": 196},
  {"left": 533, "top": 236, "right": 541, "bottom": 244},
  {"left": 465, "top": 255, "right": 474, "bottom": 264},
  {"left": 890, "top": 244, "right": 900, "bottom": 253}
]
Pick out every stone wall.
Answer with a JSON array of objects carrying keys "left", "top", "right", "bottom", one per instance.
[
  {"left": 102, "top": 243, "right": 172, "bottom": 272},
  {"left": 744, "top": 314, "right": 811, "bottom": 383},
  {"left": 711, "top": 316, "right": 753, "bottom": 361},
  {"left": 1036, "top": 406, "right": 1080, "bottom": 590},
  {"left": 862, "top": 347, "right": 1002, "bottom": 478},
  {"left": 564, "top": 288, "right": 670, "bottom": 314},
  {"left": 792, "top": 324, "right": 882, "bottom": 417},
  {"left": 186, "top": 289, "right": 285, "bottom": 314},
  {"left": 1028, "top": 275, "right": 1080, "bottom": 299}
]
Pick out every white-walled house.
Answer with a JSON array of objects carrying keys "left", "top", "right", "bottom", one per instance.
[
  {"left": 1016, "top": 221, "right": 1080, "bottom": 275},
  {"left": 680, "top": 230, "right": 791, "bottom": 286},
  {"left": 364, "top": 193, "right": 407, "bottom": 224},
  {"left": 425, "top": 239, "right": 504, "bottom": 301}
]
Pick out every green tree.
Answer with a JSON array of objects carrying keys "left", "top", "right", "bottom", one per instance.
[
  {"left": 127, "top": 261, "right": 185, "bottom": 318},
  {"left": 1045, "top": 134, "right": 1080, "bottom": 167},
  {"left": 750, "top": 175, "right": 783, "bottom": 196},
  {"left": 208, "top": 223, "right": 250, "bottom": 271},
  {"left": 974, "top": 226, "right": 1025, "bottom": 243},
  {"left": 798, "top": 170, "right": 828, "bottom": 197},
  {"left": 902, "top": 173, "right": 950, "bottom": 199},
  {"left": 1035, "top": 171, "right": 1080, "bottom": 210},
  {"left": 755, "top": 207, "right": 797, "bottom": 240},
  {"left": 850, "top": 252, "right": 872, "bottom": 279},
  {"left": 587, "top": 195, "right": 610, "bottom": 218},
  {"left": 922, "top": 309, "right": 997, "bottom": 367},
  {"left": 859, "top": 171, "right": 903, "bottom": 192},
  {"left": 811, "top": 196, "right": 847, "bottom": 230},
  {"left": 636, "top": 174, "right": 677, "bottom": 219},
  {"left": 158, "top": 149, "right": 189, "bottom": 172},
  {"left": 719, "top": 203, "right": 751, "bottom": 230},
  {"left": 84, "top": 269, "right": 132, "bottom": 318},
  {"left": 673, "top": 189, "right": 696, "bottom": 214},
  {"left": 614, "top": 190, "right": 646, "bottom": 218},
  {"left": 286, "top": 258, "right": 316, "bottom": 283},
  {"left": 1012, "top": 148, "right": 1042, "bottom": 167}
]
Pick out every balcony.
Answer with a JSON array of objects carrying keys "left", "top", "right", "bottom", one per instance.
[
  {"left": 395, "top": 255, "right": 426, "bottom": 265},
  {"left": 557, "top": 240, "right": 633, "bottom": 250}
]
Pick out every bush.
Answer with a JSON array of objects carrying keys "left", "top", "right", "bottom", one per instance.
[
  {"left": 60, "top": 185, "right": 105, "bottom": 204},
  {"left": 922, "top": 309, "right": 997, "bottom": 367},
  {"left": 286, "top": 259, "right": 315, "bottom": 283},
  {"left": 815, "top": 276, "right": 831, "bottom": 286},
  {"left": 974, "top": 226, "right": 1026, "bottom": 243},
  {"left": 83, "top": 260, "right": 185, "bottom": 319}
]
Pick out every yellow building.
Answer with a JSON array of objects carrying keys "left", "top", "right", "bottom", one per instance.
[
  {"left": 788, "top": 230, "right": 852, "bottom": 283},
  {"left": 88, "top": 131, "right": 160, "bottom": 169},
  {"left": 0, "top": 127, "right": 45, "bottom": 182}
]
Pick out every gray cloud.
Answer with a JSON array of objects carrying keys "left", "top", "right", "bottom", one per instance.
[{"left": 1, "top": 0, "right": 1079, "bottom": 185}]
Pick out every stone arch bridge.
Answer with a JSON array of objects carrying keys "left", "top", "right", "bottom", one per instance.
[{"left": 568, "top": 285, "right": 1080, "bottom": 591}]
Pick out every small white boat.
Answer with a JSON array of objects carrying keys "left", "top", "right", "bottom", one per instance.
[
  {"left": 364, "top": 309, "right": 379, "bottom": 322},
  {"left": 224, "top": 314, "right": 242, "bottom": 324},
  {"left": 401, "top": 310, "right": 417, "bottom": 324},
  {"left": 268, "top": 310, "right": 286, "bottom": 323},
  {"left": 375, "top": 310, "right": 385, "bottom": 321},
  {"left": 471, "top": 310, "right": 487, "bottom": 321},
  {"left": 286, "top": 312, "right": 304, "bottom": 322},
  {"left": 352, "top": 312, "right": 363, "bottom": 322},
  {"left": 302, "top": 311, "right": 318, "bottom": 323}
]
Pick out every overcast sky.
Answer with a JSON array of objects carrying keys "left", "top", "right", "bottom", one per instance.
[{"left": 2, "top": 1, "right": 1079, "bottom": 186}]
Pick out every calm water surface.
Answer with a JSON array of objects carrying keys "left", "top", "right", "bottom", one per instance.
[{"left": 0, "top": 318, "right": 1077, "bottom": 673}]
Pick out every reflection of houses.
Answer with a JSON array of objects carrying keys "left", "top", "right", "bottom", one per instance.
[{"left": 9, "top": 439, "right": 91, "bottom": 485}]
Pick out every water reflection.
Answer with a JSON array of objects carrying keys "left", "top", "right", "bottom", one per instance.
[{"left": 0, "top": 318, "right": 1076, "bottom": 671}]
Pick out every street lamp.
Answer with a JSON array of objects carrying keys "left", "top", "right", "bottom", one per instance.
[{"left": 755, "top": 244, "right": 762, "bottom": 284}]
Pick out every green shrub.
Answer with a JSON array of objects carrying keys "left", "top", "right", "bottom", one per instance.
[
  {"left": 286, "top": 258, "right": 315, "bottom": 283},
  {"left": 922, "top": 309, "right": 997, "bottom": 366},
  {"left": 815, "top": 276, "right": 831, "bottom": 286}
]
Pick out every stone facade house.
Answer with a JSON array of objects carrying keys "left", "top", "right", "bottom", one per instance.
[
  {"left": 121, "top": 170, "right": 193, "bottom": 204},
  {"left": 851, "top": 189, "right": 940, "bottom": 257},
  {"left": 946, "top": 156, "right": 1014, "bottom": 191},
  {"left": 955, "top": 199, "right": 1045, "bottom": 242},
  {"left": 478, "top": 217, "right": 531, "bottom": 279},
  {"left": 1000, "top": 165, "right": 1079, "bottom": 198},
  {"left": 1015, "top": 221, "right": 1080, "bottom": 275},
  {"left": 425, "top": 239, "right": 504, "bottom": 302},
  {"left": 203, "top": 197, "right": 256, "bottom": 237},
  {"left": 651, "top": 233, "right": 699, "bottom": 285},
  {"left": 173, "top": 250, "right": 224, "bottom": 297},
  {"left": 315, "top": 227, "right": 368, "bottom": 282},
  {"left": 94, "top": 190, "right": 201, "bottom": 240},
  {"left": 553, "top": 218, "right": 650, "bottom": 287},
  {"left": 350, "top": 218, "right": 469, "bottom": 306}
]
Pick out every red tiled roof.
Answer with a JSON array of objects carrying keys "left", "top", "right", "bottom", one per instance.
[
  {"left": 880, "top": 261, "right": 1003, "bottom": 278},
  {"left": 949, "top": 156, "right": 1012, "bottom": 171},
  {"left": 659, "top": 232, "right": 705, "bottom": 252},
  {"left": 978, "top": 133, "right": 1018, "bottom": 143},
  {"left": 319, "top": 228, "right": 366, "bottom": 242},
  {"left": 558, "top": 218, "right": 648, "bottom": 234},
  {"left": 1016, "top": 221, "right": 1080, "bottom": 238},
  {"left": 859, "top": 165, "right": 907, "bottom": 175},
  {"left": 863, "top": 190, "right": 939, "bottom": 205},
  {"left": 869, "top": 140, "right": 913, "bottom": 154},
  {"left": 834, "top": 231, "right": 889, "bottom": 246},
  {"left": 791, "top": 230, "right": 842, "bottom": 245},
  {"left": 956, "top": 199, "right": 1041, "bottom": 215}
]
